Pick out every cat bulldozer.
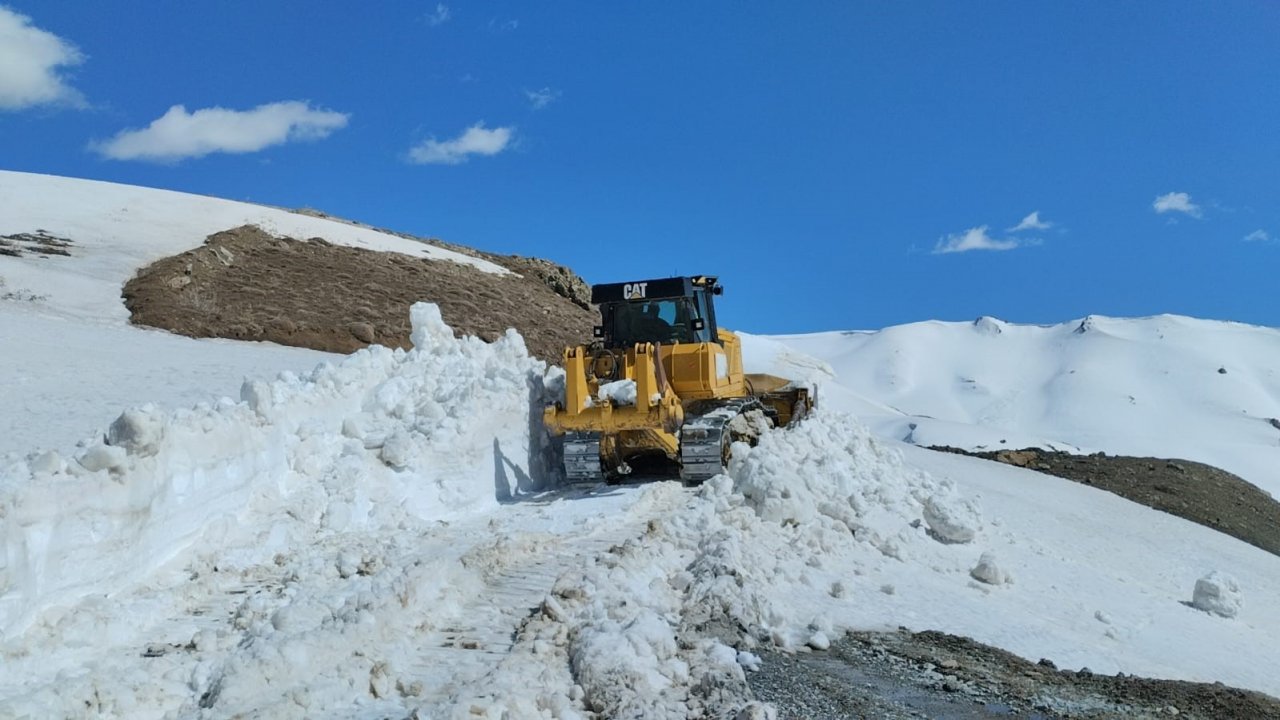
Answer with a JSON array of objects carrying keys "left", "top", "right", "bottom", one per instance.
[{"left": 543, "top": 275, "right": 814, "bottom": 484}]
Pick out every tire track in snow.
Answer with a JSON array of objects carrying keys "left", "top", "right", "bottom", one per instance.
[{"left": 405, "top": 481, "right": 692, "bottom": 705}]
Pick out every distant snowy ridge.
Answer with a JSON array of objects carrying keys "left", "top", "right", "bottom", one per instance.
[
  {"left": 0, "top": 304, "right": 555, "bottom": 640},
  {"left": 765, "top": 313, "right": 1280, "bottom": 494},
  {"left": 0, "top": 170, "right": 508, "bottom": 323}
]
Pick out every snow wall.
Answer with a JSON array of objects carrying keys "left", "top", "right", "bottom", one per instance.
[{"left": 0, "top": 304, "right": 560, "bottom": 639}]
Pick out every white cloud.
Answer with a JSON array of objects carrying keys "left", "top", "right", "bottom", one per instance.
[
  {"left": 1243, "top": 229, "right": 1272, "bottom": 243},
  {"left": 0, "top": 6, "right": 84, "bottom": 111},
  {"left": 1008, "top": 210, "right": 1052, "bottom": 232},
  {"left": 1153, "top": 191, "right": 1202, "bottom": 218},
  {"left": 932, "top": 226, "right": 1023, "bottom": 255},
  {"left": 525, "top": 87, "right": 560, "bottom": 110},
  {"left": 92, "top": 101, "right": 349, "bottom": 162},
  {"left": 488, "top": 18, "right": 518, "bottom": 32},
  {"left": 426, "top": 3, "right": 451, "bottom": 27},
  {"left": 408, "top": 122, "right": 514, "bottom": 165}
]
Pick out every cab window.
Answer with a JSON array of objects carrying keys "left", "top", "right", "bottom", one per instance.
[{"left": 605, "top": 298, "right": 704, "bottom": 346}]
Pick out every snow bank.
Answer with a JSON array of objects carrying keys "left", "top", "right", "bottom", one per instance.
[
  {"left": 0, "top": 303, "right": 557, "bottom": 640},
  {"left": 729, "top": 410, "right": 980, "bottom": 560}
]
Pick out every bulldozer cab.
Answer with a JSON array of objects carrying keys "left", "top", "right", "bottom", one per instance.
[{"left": 591, "top": 276, "right": 722, "bottom": 348}]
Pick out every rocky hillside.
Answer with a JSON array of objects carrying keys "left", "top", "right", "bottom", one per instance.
[
  {"left": 930, "top": 446, "right": 1280, "bottom": 558},
  {"left": 123, "top": 223, "right": 596, "bottom": 363}
]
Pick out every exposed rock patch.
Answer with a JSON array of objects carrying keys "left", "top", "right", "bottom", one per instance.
[
  {"left": 0, "top": 229, "right": 74, "bottom": 258},
  {"left": 122, "top": 224, "right": 596, "bottom": 362}
]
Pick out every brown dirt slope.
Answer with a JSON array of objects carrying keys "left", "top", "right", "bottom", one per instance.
[
  {"left": 930, "top": 446, "right": 1280, "bottom": 558},
  {"left": 123, "top": 224, "right": 596, "bottom": 363}
]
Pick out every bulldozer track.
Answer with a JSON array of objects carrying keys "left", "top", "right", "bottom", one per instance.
[
  {"left": 404, "top": 483, "right": 692, "bottom": 707},
  {"left": 563, "top": 431, "right": 604, "bottom": 483},
  {"left": 679, "top": 398, "right": 765, "bottom": 485},
  {"left": 408, "top": 535, "right": 654, "bottom": 698},
  {"left": 562, "top": 401, "right": 770, "bottom": 485}
]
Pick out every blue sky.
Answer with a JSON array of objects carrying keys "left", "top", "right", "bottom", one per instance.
[{"left": 2, "top": 2, "right": 1278, "bottom": 333}]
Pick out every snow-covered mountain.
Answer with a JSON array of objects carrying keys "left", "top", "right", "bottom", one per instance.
[
  {"left": 3, "top": 172, "right": 1279, "bottom": 718},
  {"left": 748, "top": 315, "right": 1280, "bottom": 495}
]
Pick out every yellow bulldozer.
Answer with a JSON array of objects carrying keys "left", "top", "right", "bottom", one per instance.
[{"left": 543, "top": 275, "right": 814, "bottom": 484}]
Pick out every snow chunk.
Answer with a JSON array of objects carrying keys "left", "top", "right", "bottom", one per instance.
[
  {"left": 972, "top": 315, "right": 1005, "bottom": 336},
  {"left": 923, "top": 495, "right": 981, "bottom": 544},
  {"left": 378, "top": 429, "right": 414, "bottom": 469},
  {"left": 28, "top": 450, "right": 64, "bottom": 475},
  {"left": 736, "top": 650, "right": 763, "bottom": 672},
  {"left": 571, "top": 607, "right": 684, "bottom": 714},
  {"left": 706, "top": 641, "right": 740, "bottom": 668},
  {"left": 106, "top": 404, "right": 166, "bottom": 457},
  {"left": 598, "top": 379, "right": 638, "bottom": 406},
  {"left": 76, "top": 443, "right": 127, "bottom": 473},
  {"left": 736, "top": 704, "right": 778, "bottom": 720},
  {"left": 1192, "top": 571, "right": 1242, "bottom": 618},
  {"left": 970, "top": 552, "right": 1011, "bottom": 586},
  {"left": 807, "top": 631, "right": 831, "bottom": 650},
  {"left": 408, "top": 302, "right": 455, "bottom": 350}
]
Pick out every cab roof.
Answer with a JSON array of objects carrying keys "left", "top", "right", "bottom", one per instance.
[{"left": 590, "top": 276, "right": 718, "bottom": 304}]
